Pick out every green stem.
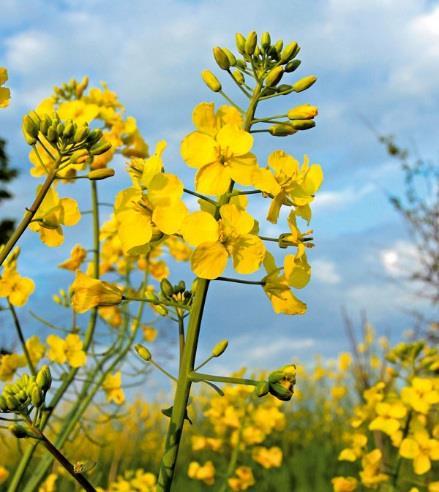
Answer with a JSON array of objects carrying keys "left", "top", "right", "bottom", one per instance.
[
  {"left": 194, "top": 355, "right": 214, "bottom": 372},
  {"left": 183, "top": 188, "right": 217, "bottom": 206},
  {"left": 219, "top": 90, "right": 244, "bottom": 113},
  {"left": 178, "top": 316, "right": 185, "bottom": 372},
  {"left": 7, "top": 300, "right": 36, "bottom": 376},
  {"left": 0, "top": 165, "right": 59, "bottom": 266},
  {"left": 215, "top": 276, "right": 264, "bottom": 286},
  {"left": 150, "top": 359, "right": 178, "bottom": 382}
]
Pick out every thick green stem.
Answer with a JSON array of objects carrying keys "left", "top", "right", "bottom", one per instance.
[{"left": 0, "top": 165, "right": 59, "bottom": 266}]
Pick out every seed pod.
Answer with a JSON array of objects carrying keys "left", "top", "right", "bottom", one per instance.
[
  {"left": 134, "top": 344, "right": 152, "bottom": 362},
  {"left": 245, "top": 31, "right": 257, "bottom": 56},
  {"left": 292, "top": 75, "right": 317, "bottom": 93},
  {"left": 211, "top": 340, "right": 228, "bottom": 357},
  {"left": 291, "top": 119, "right": 316, "bottom": 130},
  {"left": 265, "top": 66, "right": 284, "bottom": 88},
  {"left": 160, "top": 279, "right": 173, "bottom": 298},
  {"left": 235, "top": 32, "right": 246, "bottom": 54},
  {"left": 268, "top": 124, "right": 297, "bottom": 137},
  {"left": 87, "top": 168, "right": 115, "bottom": 180},
  {"left": 281, "top": 42, "right": 299, "bottom": 63},
  {"left": 221, "top": 47, "right": 236, "bottom": 67},
  {"left": 232, "top": 70, "right": 245, "bottom": 85},
  {"left": 285, "top": 59, "right": 301, "bottom": 73},
  {"left": 201, "top": 70, "right": 221, "bottom": 92},
  {"left": 213, "top": 47, "right": 230, "bottom": 70},
  {"left": 261, "top": 32, "right": 271, "bottom": 51},
  {"left": 90, "top": 141, "right": 111, "bottom": 156}
]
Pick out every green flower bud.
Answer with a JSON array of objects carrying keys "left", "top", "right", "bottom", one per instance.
[
  {"left": 268, "top": 364, "right": 296, "bottom": 401},
  {"left": 265, "top": 66, "right": 284, "bottom": 88},
  {"left": 36, "top": 365, "right": 52, "bottom": 393},
  {"left": 274, "top": 40, "right": 283, "bottom": 54},
  {"left": 261, "top": 32, "right": 271, "bottom": 51},
  {"left": 235, "top": 33, "right": 246, "bottom": 54},
  {"left": 232, "top": 70, "right": 245, "bottom": 85},
  {"left": 235, "top": 59, "right": 247, "bottom": 70},
  {"left": 201, "top": 70, "right": 222, "bottom": 92},
  {"left": 40, "top": 115, "right": 51, "bottom": 135},
  {"left": 288, "top": 104, "right": 318, "bottom": 120},
  {"left": 86, "top": 128, "right": 103, "bottom": 146},
  {"left": 87, "top": 168, "right": 115, "bottom": 181},
  {"left": 31, "top": 385, "right": 44, "bottom": 408},
  {"left": 63, "top": 120, "right": 75, "bottom": 139},
  {"left": 73, "top": 125, "right": 89, "bottom": 143},
  {"left": 245, "top": 31, "right": 257, "bottom": 56},
  {"left": 160, "top": 279, "right": 173, "bottom": 298},
  {"left": 285, "top": 59, "right": 301, "bottom": 73},
  {"left": 70, "top": 149, "right": 89, "bottom": 164},
  {"left": 268, "top": 124, "right": 297, "bottom": 137},
  {"left": 268, "top": 45, "right": 279, "bottom": 61},
  {"left": 135, "top": 344, "right": 152, "bottom": 362},
  {"left": 56, "top": 122, "right": 65, "bottom": 136},
  {"left": 176, "top": 280, "right": 186, "bottom": 293},
  {"left": 5, "top": 395, "right": 20, "bottom": 411},
  {"left": 292, "top": 75, "right": 317, "bottom": 93},
  {"left": 23, "top": 115, "right": 39, "bottom": 138},
  {"left": 46, "top": 125, "right": 58, "bottom": 143},
  {"left": 281, "top": 42, "right": 299, "bottom": 63},
  {"left": 222, "top": 47, "right": 236, "bottom": 66},
  {"left": 0, "top": 396, "right": 8, "bottom": 412},
  {"left": 277, "top": 84, "right": 294, "bottom": 95},
  {"left": 211, "top": 339, "right": 228, "bottom": 357},
  {"left": 291, "top": 119, "right": 316, "bottom": 130},
  {"left": 255, "top": 381, "right": 269, "bottom": 397},
  {"left": 9, "top": 424, "right": 30, "bottom": 439},
  {"left": 90, "top": 141, "right": 112, "bottom": 156},
  {"left": 213, "top": 47, "right": 230, "bottom": 70}
]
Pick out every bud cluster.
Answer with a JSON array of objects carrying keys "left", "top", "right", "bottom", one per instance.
[
  {"left": 386, "top": 341, "right": 438, "bottom": 372},
  {"left": 159, "top": 279, "right": 192, "bottom": 309},
  {"left": 53, "top": 76, "right": 89, "bottom": 102}
]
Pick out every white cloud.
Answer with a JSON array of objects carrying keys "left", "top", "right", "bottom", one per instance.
[
  {"left": 313, "top": 184, "right": 375, "bottom": 211},
  {"left": 380, "top": 240, "right": 419, "bottom": 277},
  {"left": 313, "top": 259, "right": 341, "bottom": 284}
]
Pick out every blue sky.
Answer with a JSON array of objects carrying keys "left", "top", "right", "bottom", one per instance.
[{"left": 0, "top": 0, "right": 438, "bottom": 386}]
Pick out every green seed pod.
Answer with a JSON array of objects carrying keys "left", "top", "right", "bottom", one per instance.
[
  {"left": 23, "top": 115, "right": 39, "bottom": 138},
  {"left": 285, "top": 59, "right": 301, "bottom": 73},
  {"left": 90, "top": 141, "right": 112, "bottom": 156},
  {"left": 36, "top": 365, "right": 52, "bottom": 393},
  {"left": 261, "top": 32, "right": 271, "bottom": 51},
  {"left": 31, "top": 385, "right": 44, "bottom": 408},
  {"left": 265, "top": 66, "right": 284, "bottom": 88},
  {"left": 222, "top": 47, "right": 236, "bottom": 67},
  {"left": 281, "top": 42, "right": 299, "bottom": 63},
  {"left": 74, "top": 125, "right": 89, "bottom": 143},
  {"left": 235, "top": 32, "right": 246, "bottom": 54},
  {"left": 213, "top": 47, "right": 230, "bottom": 70},
  {"left": 232, "top": 70, "right": 245, "bottom": 85},
  {"left": 268, "top": 124, "right": 297, "bottom": 137},
  {"left": 255, "top": 381, "right": 269, "bottom": 397},
  {"left": 292, "top": 75, "right": 317, "bottom": 93},
  {"left": 134, "top": 344, "right": 152, "bottom": 362},
  {"left": 87, "top": 168, "right": 115, "bottom": 181},
  {"left": 245, "top": 31, "right": 257, "bottom": 56},
  {"left": 160, "top": 279, "right": 173, "bottom": 298},
  {"left": 201, "top": 70, "right": 222, "bottom": 93},
  {"left": 291, "top": 119, "right": 316, "bottom": 130},
  {"left": 211, "top": 339, "right": 228, "bottom": 357}
]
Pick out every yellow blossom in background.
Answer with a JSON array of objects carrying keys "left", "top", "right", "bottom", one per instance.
[
  {"left": 181, "top": 103, "right": 258, "bottom": 195},
  {"left": 368, "top": 401, "right": 407, "bottom": 436},
  {"left": 58, "top": 244, "right": 87, "bottom": 271},
  {"left": 38, "top": 473, "right": 58, "bottom": 492},
  {"left": 228, "top": 466, "right": 255, "bottom": 491},
  {"left": 25, "top": 336, "right": 45, "bottom": 365},
  {"left": 359, "top": 449, "right": 388, "bottom": 488},
  {"left": 338, "top": 352, "right": 352, "bottom": 371},
  {"left": 29, "top": 187, "right": 81, "bottom": 247},
  {"left": 401, "top": 377, "right": 439, "bottom": 414},
  {"left": 187, "top": 461, "right": 215, "bottom": 486},
  {"left": 0, "top": 353, "right": 25, "bottom": 381},
  {"left": 0, "top": 68, "right": 11, "bottom": 108},
  {"left": 400, "top": 430, "right": 439, "bottom": 474},
  {"left": 0, "top": 466, "right": 9, "bottom": 485},
  {"left": 70, "top": 271, "right": 123, "bottom": 313},
  {"left": 58, "top": 99, "right": 100, "bottom": 125},
  {"left": 331, "top": 476, "right": 358, "bottom": 492},
  {"left": 252, "top": 446, "right": 283, "bottom": 468},
  {"left": 339, "top": 433, "right": 367, "bottom": 462},
  {"left": 102, "top": 371, "right": 125, "bottom": 405},
  {"left": 165, "top": 236, "right": 192, "bottom": 262},
  {"left": 46, "top": 334, "right": 87, "bottom": 368},
  {"left": 0, "top": 266, "right": 35, "bottom": 307},
  {"left": 182, "top": 204, "right": 265, "bottom": 279},
  {"left": 191, "top": 435, "right": 222, "bottom": 452},
  {"left": 99, "top": 306, "right": 123, "bottom": 328},
  {"left": 142, "top": 325, "right": 157, "bottom": 342}
]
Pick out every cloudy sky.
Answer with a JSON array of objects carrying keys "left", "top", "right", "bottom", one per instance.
[{"left": 0, "top": 0, "right": 438, "bottom": 385}]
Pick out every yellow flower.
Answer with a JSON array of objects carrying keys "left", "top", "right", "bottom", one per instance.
[
  {"left": 429, "top": 483, "right": 439, "bottom": 492},
  {"left": 165, "top": 236, "right": 192, "bottom": 262},
  {"left": 25, "top": 336, "right": 45, "bottom": 365},
  {"left": 338, "top": 353, "right": 352, "bottom": 371},
  {"left": 359, "top": 449, "right": 388, "bottom": 488},
  {"left": 181, "top": 103, "right": 258, "bottom": 195},
  {"left": 142, "top": 326, "right": 157, "bottom": 342},
  {"left": 338, "top": 433, "right": 367, "bottom": 462},
  {"left": 58, "top": 244, "right": 87, "bottom": 271},
  {"left": 187, "top": 461, "right": 215, "bottom": 486},
  {"left": 70, "top": 271, "right": 123, "bottom": 313},
  {"left": 262, "top": 252, "right": 307, "bottom": 315},
  {"left": 400, "top": 430, "right": 439, "bottom": 475},
  {"left": 38, "top": 473, "right": 58, "bottom": 492},
  {"left": 369, "top": 401, "right": 407, "bottom": 436},
  {"left": 57, "top": 100, "right": 100, "bottom": 125},
  {"left": 331, "top": 477, "right": 358, "bottom": 492},
  {"left": 46, "top": 334, "right": 87, "bottom": 368},
  {"left": 401, "top": 377, "right": 439, "bottom": 414},
  {"left": 29, "top": 187, "right": 81, "bottom": 247},
  {"left": 99, "top": 306, "right": 123, "bottom": 327},
  {"left": 252, "top": 446, "right": 283, "bottom": 468},
  {"left": 228, "top": 467, "right": 255, "bottom": 491},
  {"left": 0, "top": 353, "right": 25, "bottom": 381},
  {"left": 0, "top": 68, "right": 11, "bottom": 108},
  {"left": 103, "top": 372, "right": 125, "bottom": 405},
  {"left": 283, "top": 243, "right": 311, "bottom": 288},
  {"left": 182, "top": 203, "right": 265, "bottom": 279},
  {"left": 191, "top": 436, "right": 222, "bottom": 452},
  {"left": 252, "top": 150, "right": 323, "bottom": 223},
  {"left": 0, "top": 266, "right": 35, "bottom": 306}
]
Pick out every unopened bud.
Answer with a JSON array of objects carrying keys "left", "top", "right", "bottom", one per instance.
[
  {"left": 74, "top": 125, "right": 89, "bottom": 143},
  {"left": 261, "top": 32, "right": 271, "bottom": 51},
  {"left": 160, "top": 279, "right": 173, "bottom": 298},
  {"left": 31, "top": 385, "right": 44, "bottom": 408},
  {"left": 274, "top": 40, "right": 283, "bottom": 54},
  {"left": 87, "top": 129, "right": 103, "bottom": 146},
  {"left": 292, "top": 75, "right": 317, "bottom": 93},
  {"left": 265, "top": 66, "right": 284, "bottom": 88},
  {"left": 222, "top": 47, "right": 236, "bottom": 67},
  {"left": 235, "top": 33, "right": 246, "bottom": 54},
  {"left": 5, "top": 395, "right": 20, "bottom": 412},
  {"left": 281, "top": 42, "right": 299, "bottom": 63},
  {"left": 285, "top": 59, "right": 301, "bottom": 73},
  {"left": 87, "top": 168, "right": 115, "bottom": 180},
  {"left": 245, "top": 31, "right": 257, "bottom": 56},
  {"left": 70, "top": 149, "right": 89, "bottom": 164},
  {"left": 0, "top": 396, "right": 8, "bottom": 412},
  {"left": 76, "top": 76, "right": 89, "bottom": 97},
  {"left": 268, "top": 124, "right": 297, "bottom": 137},
  {"left": 135, "top": 344, "right": 152, "bottom": 362},
  {"left": 46, "top": 125, "right": 58, "bottom": 143},
  {"left": 63, "top": 120, "right": 75, "bottom": 139},
  {"left": 211, "top": 339, "right": 228, "bottom": 357},
  {"left": 288, "top": 104, "right": 318, "bottom": 120},
  {"left": 232, "top": 70, "right": 245, "bottom": 85},
  {"left": 213, "top": 47, "right": 230, "bottom": 70},
  {"left": 36, "top": 365, "right": 52, "bottom": 393},
  {"left": 9, "top": 424, "right": 30, "bottom": 439},
  {"left": 201, "top": 70, "right": 221, "bottom": 92},
  {"left": 23, "top": 115, "right": 39, "bottom": 138},
  {"left": 291, "top": 119, "right": 316, "bottom": 130},
  {"left": 23, "top": 132, "right": 37, "bottom": 146},
  {"left": 255, "top": 381, "right": 269, "bottom": 397},
  {"left": 268, "top": 364, "right": 296, "bottom": 401},
  {"left": 90, "top": 141, "right": 112, "bottom": 156},
  {"left": 277, "top": 84, "right": 293, "bottom": 95}
]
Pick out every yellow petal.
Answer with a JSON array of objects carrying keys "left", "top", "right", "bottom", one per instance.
[
  {"left": 195, "top": 161, "right": 231, "bottom": 196},
  {"left": 216, "top": 124, "right": 253, "bottom": 156},
  {"left": 220, "top": 204, "right": 254, "bottom": 235},
  {"left": 117, "top": 209, "right": 152, "bottom": 255},
  {"left": 59, "top": 197, "right": 81, "bottom": 226},
  {"left": 8, "top": 277, "right": 35, "bottom": 307},
  {"left": 148, "top": 173, "right": 183, "bottom": 207},
  {"left": 217, "top": 105, "right": 243, "bottom": 128},
  {"left": 414, "top": 453, "right": 431, "bottom": 475},
  {"left": 40, "top": 226, "right": 64, "bottom": 247},
  {"left": 284, "top": 251, "right": 311, "bottom": 289},
  {"left": 191, "top": 242, "right": 228, "bottom": 279},
  {"left": 400, "top": 438, "right": 419, "bottom": 459},
  {"left": 252, "top": 168, "right": 282, "bottom": 195},
  {"left": 153, "top": 201, "right": 188, "bottom": 235},
  {"left": 227, "top": 153, "right": 258, "bottom": 186},
  {"left": 67, "top": 350, "right": 87, "bottom": 368},
  {"left": 302, "top": 163, "right": 324, "bottom": 194},
  {"left": 192, "top": 102, "right": 217, "bottom": 137},
  {"left": 181, "top": 132, "right": 217, "bottom": 168},
  {"left": 231, "top": 234, "right": 265, "bottom": 274},
  {"left": 182, "top": 211, "right": 219, "bottom": 246},
  {"left": 268, "top": 150, "right": 299, "bottom": 177}
]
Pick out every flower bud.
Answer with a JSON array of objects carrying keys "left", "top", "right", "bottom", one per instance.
[
  {"left": 135, "top": 344, "right": 152, "bottom": 362},
  {"left": 245, "top": 31, "right": 257, "bottom": 56},
  {"left": 201, "top": 70, "right": 221, "bottom": 92},
  {"left": 9, "top": 424, "right": 30, "bottom": 439},
  {"left": 291, "top": 119, "right": 316, "bottom": 130},
  {"left": 268, "top": 364, "right": 296, "bottom": 401},
  {"left": 261, "top": 32, "right": 271, "bottom": 51},
  {"left": 87, "top": 168, "right": 115, "bottom": 180},
  {"left": 56, "top": 122, "right": 65, "bottom": 136},
  {"left": 74, "top": 125, "right": 89, "bottom": 143},
  {"left": 87, "top": 128, "right": 103, "bottom": 146},
  {"left": 90, "top": 141, "right": 112, "bottom": 156},
  {"left": 222, "top": 47, "right": 236, "bottom": 67},
  {"left": 36, "top": 365, "right": 52, "bottom": 393},
  {"left": 23, "top": 132, "right": 37, "bottom": 146},
  {"left": 285, "top": 59, "right": 301, "bottom": 73},
  {"left": 265, "top": 66, "right": 284, "bottom": 88},
  {"left": 235, "top": 59, "right": 246, "bottom": 70},
  {"left": 23, "top": 115, "right": 39, "bottom": 138},
  {"left": 160, "top": 278, "right": 173, "bottom": 298},
  {"left": 274, "top": 39, "right": 283, "bottom": 54},
  {"left": 5, "top": 395, "right": 20, "bottom": 411},
  {"left": 46, "top": 125, "right": 58, "bottom": 143},
  {"left": 288, "top": 104, "right": 318, "bottom": 120},
  {"left": 63, "top": 120, "right": 75, "bottom": 139},
  {"left": 268, "top": 124, "right": 297, "bottom": 137},
  {"left": 40, "top": 115, "right": 51, "bottom": 135},
  {"left": 235, "top": 33, "right": 246, "bottom": 54},
  {"left": 76, "top": 76, "right": 89, "bottom": 98},
  {"left": 255, "top": 381, "right": 269, "bottom": 397},
  {"left": 0, "top": 396, "right": 8, "bottom": 412},
  {"left": 213, "top": 47, "right": 230, "bottom": 70},
  {"left": 211, "top": 339, "right": 228, "bottom": 357},
  {"left": 232, "top": 70, "right": 245, "bottom": 85},
  {"left": 31, "top": 385, "right": 44, "bottom": 408},
  {"left": 70, "top": 149, "right": 89, "bottom": 164},
  {"left": 292, "top": 75, "right": 317, "bottom": 93},
  {"left": 281, "top": 42, "right": 299, "bottom": 63},
  {"left": 277, "top": 84, "right": 293, "bottom": 95}
]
